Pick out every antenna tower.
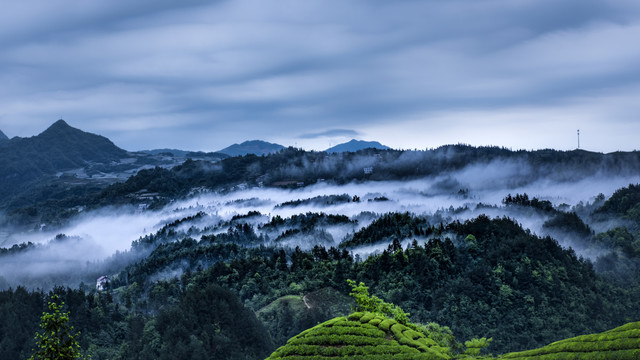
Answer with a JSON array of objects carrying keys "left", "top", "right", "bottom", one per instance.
[{"left": 577, "top": 129, "right": 580, "bottom": 149}]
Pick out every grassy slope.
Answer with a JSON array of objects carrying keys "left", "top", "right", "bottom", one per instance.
[
  {"left": 501, "top": 321, "right": 640, "bottom": 360},
  {"left": 256, "top": 287, "right": 354, "bottom": 346},
  {"left": 267, "top": 313, "right": 640, "bottom": 360},
  {"left": 266, "top": 311, "right": 451, "bottom": 360}
]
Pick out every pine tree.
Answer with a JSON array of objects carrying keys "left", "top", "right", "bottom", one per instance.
[{"left": 29, "top": 295, "right": 86, "bottom": 360}]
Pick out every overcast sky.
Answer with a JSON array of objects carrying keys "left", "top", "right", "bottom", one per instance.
[{"left": 0, "top": 0, "right": 639, "bottom": 152}]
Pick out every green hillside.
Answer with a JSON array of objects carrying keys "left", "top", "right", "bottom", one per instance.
[
  {"left": 257, "top": 287, "right": 353, "bottom": 345},
  {"left": 266, "top": 279, "right": 640, "bottom": 360},
  {"left": 266, "top": 312, "right": 451, "bottom": 360},
  {"left": 268, "top": 316, "right": 640, "bottom": 360},
  {"left": 502, "top": 321, "right": 640, "bottom": 359}
]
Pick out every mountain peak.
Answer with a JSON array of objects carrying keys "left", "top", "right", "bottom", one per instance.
[
  {"left": 0, "top": 129, "right": 8, "bottom": 142},
  {"left": 52, "top": 119, "right": 70, "bottom": 127},
  {"left": 43, "top": 119, "right": 73, "bottom": 133},
  {"left": 219, "top": 140, "right": 285, "bottom": 157},
  {"left": 325, "top": 139, "right": 390, "bottom": 153},
  {"left": 38, "top": 119, "right": 79, "bottom": 138}
]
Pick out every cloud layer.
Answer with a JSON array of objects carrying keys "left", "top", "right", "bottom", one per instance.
[{"left": 1, "top": 0, "right": 639, "bottom": 152}]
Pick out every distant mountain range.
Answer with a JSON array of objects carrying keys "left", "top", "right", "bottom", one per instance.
[
  {"left": 143, "top": 138, "right": 392, "bottom": 157},
  {"left": 0, "top": 129, "right": 8, "bottom": 142},
  {"left": 218, "top": 140, "right": 285, "bottom": 157},
  {"left": 325, "top": 139, "right": 390, "bottom": 153}
]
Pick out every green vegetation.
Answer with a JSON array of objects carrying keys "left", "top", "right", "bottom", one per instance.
[
  {"left": 0, "top": 283, "right": 273, "bottom": 360},
  {"left": 266, "top": 280, "right": 496, "bottom": 359},
  {"left": 543, "top": 211, "right": 593, "bottom": 238},
  {"left": 503, "top": 194, "right": 554, "bottom": 213},
  {"left": 5, "top": 122, "right": 640, "bottom": 359},
  {"left": 267, "top": 314, "right": 640, "bottom": 360},
  {"left": 502, "top": 321, "right": 640, "bottom": 359},
  {"left": 347, "top": 280, "right": 411, "bottom": 325},
  {"left": 89, "top": 214, "right": 640, "bottom": 354},
  {"left": 266, "top": 313, "right": 451, "bottom": 360},
  {"left": 29, "top": 295, "right": 86, "bottom": 360},
  {"left": 341, "top": 212, "right": 426, "bottom": 247},
  {"left": 260, "top": 212, "right": 354, "bottom": 244},
  {"left": 596, "top": 184, "right": 640, "bottom": 225},
  {"left": 267, "top": 280, "right": 640, "bottom": 359},
  {"left": 256, "top": 288, "right": 352, "bottom": 346},
  {"left": 3, "top": 210, "right": 640, "bottom": 358}
]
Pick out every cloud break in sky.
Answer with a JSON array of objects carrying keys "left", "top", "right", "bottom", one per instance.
[{"left": 0, "top": 0, "right": 639, "bottom": 152}]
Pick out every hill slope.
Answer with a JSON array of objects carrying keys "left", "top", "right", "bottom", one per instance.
[
  {"left": 270, "top": 314, "right": 640, "bottom": 359},
  {"left": 219, "top": 140, "right": 285, "bottom": 156},
  {"left": 266, "top": 311, "right": 450, "bottom": 360},
  {"left": 502, "top": 321, "right": 640, "bottom": 359},
  {"left": 325, "top": 139, "right": 390, "bottom": 153},
  {"left": 0, "top": 129, "right": 8, "bottom": 142},
  {"left": 257, "top": 287, "right": 353, "bottom": 345}
]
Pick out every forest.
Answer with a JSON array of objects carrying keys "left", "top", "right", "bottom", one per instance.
[{"left": 1, "top": 181, "right": 640, "bottom": 358}]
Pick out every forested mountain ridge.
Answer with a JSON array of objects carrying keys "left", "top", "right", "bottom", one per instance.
[
  {"left": 93, "top": 146, "right": 640, "bottom": 208},
  {"left": 0, "top": 121, "right": 187, "bottom": 227},
  {"left": 0, "top": 120, "right": 128, "bottom": 181},
  {"left": 0, "top": 120, "right": 132, "bottom": 209}
]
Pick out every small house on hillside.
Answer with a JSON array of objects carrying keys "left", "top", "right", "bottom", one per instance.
[{"left": 96, "top": 275, "right": 110, "bottom": 291}]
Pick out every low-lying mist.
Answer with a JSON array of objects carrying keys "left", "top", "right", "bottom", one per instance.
[{"left": 1, "top": 157, "right": 639, "bottom": 289}]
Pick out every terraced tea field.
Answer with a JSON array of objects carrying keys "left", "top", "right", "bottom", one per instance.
[
  {"left": 266, "top": 311, "right": 451, "bottom": 360},
  {"left": 502, "top": 321, "right": 640, "bottom": 360}
]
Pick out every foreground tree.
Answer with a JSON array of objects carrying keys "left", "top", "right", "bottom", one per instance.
[{"left": 29, "top": 295, "right": 86, "bottom": 360}]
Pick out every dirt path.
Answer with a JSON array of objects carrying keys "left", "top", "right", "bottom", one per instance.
[{"left": 302, "top": 295, "right": 311, "bottom": 309}]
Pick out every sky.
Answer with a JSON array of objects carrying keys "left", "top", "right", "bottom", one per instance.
[{"left": 0, "top": 0, "right": 639, "bottom": 153}]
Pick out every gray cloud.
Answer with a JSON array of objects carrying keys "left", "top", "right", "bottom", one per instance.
[
  {"left": 299, "top": 129, "right": 361, "bottom": 139},
  {"left": 0, "top": 0, "right": 639, "bottom": 152}
]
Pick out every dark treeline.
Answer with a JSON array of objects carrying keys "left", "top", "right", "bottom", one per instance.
[
  {"left": 5, "top": 145, "right": 640, "bottom": 228},
  {"left": 0, "top": 283, "right": 273, "bottom": 360},
  {"left": 341, "top": 212, "right": 428, "bottom": 248},
  {"left": 98, "top": 147, "right": 640, "bottom": 204},
  {"left": 275, "top": 194, "right": 355, "bottom": 208}
]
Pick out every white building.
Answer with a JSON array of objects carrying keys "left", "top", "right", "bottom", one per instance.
[{"left": 96, "top": 276, "right": 110, "bottom": 291}]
